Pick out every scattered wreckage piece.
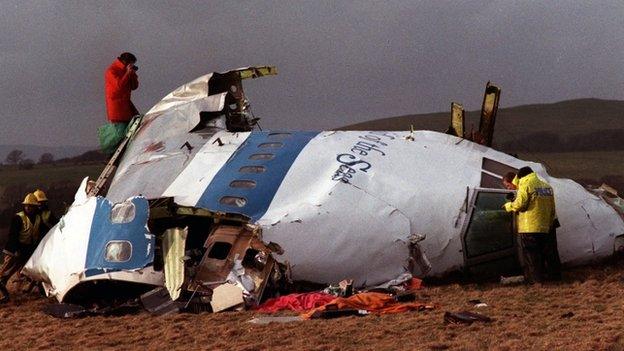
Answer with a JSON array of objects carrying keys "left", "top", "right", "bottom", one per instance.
[
  {"left": 43, "top": 300, "right": 142, "bottom": 319},
  {"left": 248, "top": 316, "right": 303, "bottom": 324},
  {"left": 443, "top": 311, "right": 492, "bottom": 325},
  {"left": 140, "top": 287, "right": 182, "bottom": 316},
  {"left": 162, "top": 227, "right": 187, "bottom": 301}
]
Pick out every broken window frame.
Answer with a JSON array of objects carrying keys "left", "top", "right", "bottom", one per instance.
[
  {"left": 104, "top": 240, "right": 133, "bottom": 263},
  {"left": 460, "top": 188, "right": 520, "bottom": 277},
  {"left": 219, "top": 196, "right": 247, "bottom": 208},
  {"left": 110, "top": 202, "right": 137, "bottom": 224}
]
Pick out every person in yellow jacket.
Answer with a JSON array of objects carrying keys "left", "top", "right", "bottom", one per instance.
[
  {"left": 0, "top": 193, "right": 43, "bottom": 302},
  {"left": 33, "top": 189, "right": 58, "bottom": 230},
  {"left": 503, "top": 167, "right": 560, "bottom": 283}
]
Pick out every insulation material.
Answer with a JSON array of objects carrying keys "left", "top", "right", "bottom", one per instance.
[
  {"left": 211, "top": 283, "right": 245, "bottom": 312},
  {"left": 162, "top": 227, "right": 187, "bottom": 301}
]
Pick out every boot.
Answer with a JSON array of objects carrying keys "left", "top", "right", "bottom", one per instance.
[{"left": 0, "top": 281, "right": 10, "bottom": 303}]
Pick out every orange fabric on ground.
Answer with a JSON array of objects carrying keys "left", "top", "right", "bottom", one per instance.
[{"left": 302, "top": 292, "right": 431, "bottom": 319}]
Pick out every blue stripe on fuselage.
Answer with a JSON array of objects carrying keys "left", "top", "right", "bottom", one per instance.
[
  {"left": 195, "top": 131, "right": 319, "bottom": 221},
  {"left": 84, "top": 197, "right": 154, "bottom": 277}
]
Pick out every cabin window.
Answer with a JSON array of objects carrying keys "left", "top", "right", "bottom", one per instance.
[
  {"left": 110, "top": 202, "right": 136, "bottom": 224},
  {"left": 207, "top": 242, "right": 232, "bottom": 260},
  {"left": 267, "top": 132, "right": 291, "bottom": 140},
  {"left": 219, "top": 196, "right": 247, "bottom": 207},
  {"left": 258, "top": 142, "right": 283, "bottom": 149},
  {"left": 480, "top": 172, "right": 503, "bottom": 189},
  {"left": 239, "top": 165, "right": 266, "bottom": 173},
  {"left": 480, "top": 158, "right": 518, "bottom": 189},
  {"left": 249, "top": 153, "right": 274, "bottom": 160},
  {"left": 105, "top": 241, "right": 132, "bottom": 262},
  {"left": 464, "top": 192, "right": 514, "bottom": 258},
  {"left": 230, "top": 180, "right": 257, "bottom": 189},
  {"left": 482, "top": 158, "right": 517, "bottom": 177}
]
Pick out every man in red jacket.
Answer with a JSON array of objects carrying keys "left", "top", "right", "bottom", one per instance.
[
  {"left": 105, "top": 52, "right": 139, "bottom": 123},
  {"left": 99, "top": 52, "right": 140, "bottom": 154}
]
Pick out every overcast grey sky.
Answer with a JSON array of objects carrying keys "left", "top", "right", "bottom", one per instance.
[{"left": 1, "top": 0, "right": 623, "bottom": 147}]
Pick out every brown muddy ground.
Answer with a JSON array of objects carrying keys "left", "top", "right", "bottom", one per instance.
[{"left": 1, "top": 260, "right": 623, "bottom": 351}]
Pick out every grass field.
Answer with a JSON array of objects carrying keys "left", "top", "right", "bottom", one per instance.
[
  {"left": 0, "top": 163, "right": 104, "bottom": 188},
  {"left": 2, "top": 258, "right": 624, "bottom": 350},
  {"left": 519, "top": 150, "right": 624, "bottom": 179}
]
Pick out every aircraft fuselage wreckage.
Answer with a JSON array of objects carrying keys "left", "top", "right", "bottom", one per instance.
[{"left": 23, "top": 67, "right": 624, "bottom": 313}]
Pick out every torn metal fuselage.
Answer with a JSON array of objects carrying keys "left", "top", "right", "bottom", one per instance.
[
  {"left": 22, "top": 67, "right": 624, "bottom": 311},
  {"left": 148, "top": 198, "right": 284, "bottom": 312}
]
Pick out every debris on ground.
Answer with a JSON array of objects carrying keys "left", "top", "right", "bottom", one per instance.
[
  {"left": 302, "top": 292, "right": 434, "bottom": 319},
  {"left": 443, "top": 311, "right": 492, "bottom": 324},
  {"left": 43, "top": 300, "right": 142, "bottom": 319},
  {"left": 256, "top": 292, "right": 336, "bottom": 313},
  {"left": 468, "top": 299, "right": 488, "bottom": 308},
  {"left": 248, "top": 316, "right": 303, "bottom": 324},
  {"left": 500, "top": 275, "right": 525, "bottom": 285}
]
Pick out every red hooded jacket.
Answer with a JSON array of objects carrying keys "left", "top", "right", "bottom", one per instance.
[{"left": 105, "top": 59, "right": 139, "bottom": 123}]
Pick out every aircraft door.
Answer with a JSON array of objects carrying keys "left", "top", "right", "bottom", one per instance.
[{"left": 461, "top": 188, "right": 521, "bottom": 279}]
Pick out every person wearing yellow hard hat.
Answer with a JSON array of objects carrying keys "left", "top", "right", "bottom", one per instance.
[
  {"left": 502, "top": 167, "right": 560, "bottom": 284},
  {"left": 33, "top": 189, "right": 58, "bottom": 230},
  {"left": 0, "top": 193, "right": 43, "bottom": 302}
]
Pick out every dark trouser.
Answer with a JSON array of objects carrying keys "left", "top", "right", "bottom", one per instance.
[
  {"left": 0, "top": 254, "right": 28, "bottom": 285},
  {"left": 519, "top": 232, "right": 562, "bottom": 283},
  {"left": 544, "top": 228, "right": 562, "bottom": 281}
]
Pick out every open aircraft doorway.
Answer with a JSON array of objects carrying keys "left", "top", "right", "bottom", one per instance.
[{"left": 461, "top": 188, "right": 521, "bottom": 279}]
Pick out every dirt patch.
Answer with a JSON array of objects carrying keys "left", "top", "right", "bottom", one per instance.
[{"left": 2, "top": 259, "right": 624, "bottom": 350}]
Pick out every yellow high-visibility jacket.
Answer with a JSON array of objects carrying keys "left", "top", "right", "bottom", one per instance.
[
  {"left": 504, "top": 172, "right": 556, "bottom": 233},
  {"left": 16, "top": 211, "right": 41, "bottom": 245}
]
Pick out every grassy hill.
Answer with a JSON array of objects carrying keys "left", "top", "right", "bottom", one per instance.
[
  {"left": 0, "top": 144, "right": 94, "bottom": 163},
  {"left": 341, "top": 98, "right": 624, "bottom": 153}
]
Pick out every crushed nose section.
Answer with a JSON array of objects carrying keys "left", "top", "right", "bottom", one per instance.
[{"left": 22, "top": 191, "right": 161, "bottom": 303}]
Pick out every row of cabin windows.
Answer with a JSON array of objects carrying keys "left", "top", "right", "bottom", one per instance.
[{"left": 218, "top": 133, "right": 291, "bottom": 208}]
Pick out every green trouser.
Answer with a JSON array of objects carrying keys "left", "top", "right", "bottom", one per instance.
[{"left": 97, "top": 122, "right": 129, "bottom": 155}]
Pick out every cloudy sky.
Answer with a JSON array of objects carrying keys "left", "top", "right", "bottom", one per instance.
[{"left": 1, "top": 1, "right": 623, "bottom": 147}]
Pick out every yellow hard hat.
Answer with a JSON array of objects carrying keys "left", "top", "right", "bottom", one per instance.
[
  {"left": 22, "top": 193, "right": 40, "bottom": 206},
  {"left": 34, "top": 189, "right": 48, "bottom": 202}
]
